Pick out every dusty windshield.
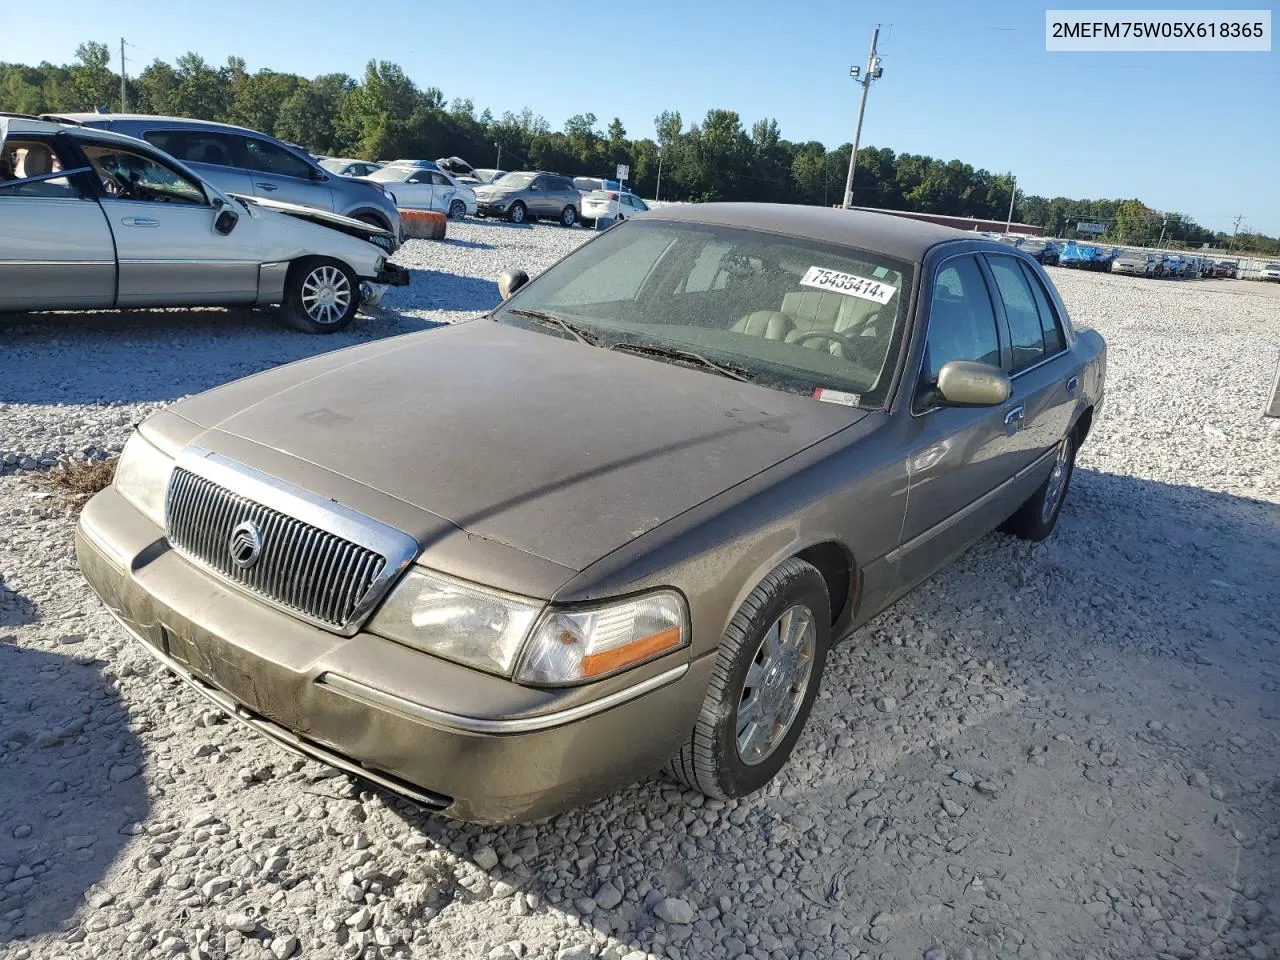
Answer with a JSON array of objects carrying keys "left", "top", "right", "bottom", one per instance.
[
  {"left": 494, "top": 172, "right": 535, "bottom": 189},
  {"left": 494, "top": 219, "right": 914, "bottom": 406}
]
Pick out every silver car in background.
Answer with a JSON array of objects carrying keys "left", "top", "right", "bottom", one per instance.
[
  {"left": 0, "top": 116, "right": 408, "bottom": 334},
  {"left": 60, "top": 114, "right": 401, "bottom": 244}
]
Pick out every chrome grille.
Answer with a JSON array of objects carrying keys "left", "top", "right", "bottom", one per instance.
[{"left": 166, "top": 467, "right": 387, "bottom": 630}]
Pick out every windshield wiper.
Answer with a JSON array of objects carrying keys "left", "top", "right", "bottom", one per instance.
[
  {"left": 506, "top": 309, "right": 600, "bottom": 346},
  {"left": 610, "top": 341, "right": 750, "bottom": 382}
]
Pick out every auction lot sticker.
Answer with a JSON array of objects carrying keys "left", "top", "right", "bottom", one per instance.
[{"left": 800, "top": 266, "right": 897, "bottom": 304}]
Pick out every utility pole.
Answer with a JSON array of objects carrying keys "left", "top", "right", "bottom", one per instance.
[
  {"left": 119, "top": 38, "right": 127, "bottom": 113},
  {"left": 1156, "top": 214, "right": 1168, "bottom": 250},
  {"left": 841, "top": 25, "right": 883, "bottom": 210},
  {"left": 1005, "top": 173, "right": 1016, "bottom": 233},
  {"left": 1228, "top": 213, "right": 1244, "bottom": 252},
  {"left": 494, "top": 142, "right": 502, "bottom": 169},
  {"left": 655, "top": 147, "right": 663, "bottom": 202}
]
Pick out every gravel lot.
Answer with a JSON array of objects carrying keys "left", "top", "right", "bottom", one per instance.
[{"left": 1, "top": 221, "right": 1277, "bottom": 960}]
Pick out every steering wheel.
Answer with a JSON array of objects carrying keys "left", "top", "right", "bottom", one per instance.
[{"left": 790, "top": 329, "right": 866, "bottom": 354}]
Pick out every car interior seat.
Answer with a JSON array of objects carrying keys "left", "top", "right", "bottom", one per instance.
[{"left": 16, "top": 144, "right": 54, "bottom": 179}]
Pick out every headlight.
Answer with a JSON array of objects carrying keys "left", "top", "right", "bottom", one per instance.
[
  {"left": 516, "top": 591, "right": 688, "bottom": 686},
  {"left": 113, "top": 431, "right": 175, "bottom": 527},
  {"left": 369, "top": 569, "right": 543, "bottom": 676}
]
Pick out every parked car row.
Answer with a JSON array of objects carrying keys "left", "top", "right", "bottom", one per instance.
[{"left": 1, "top": 114, "right": 408, "bottom": 333}]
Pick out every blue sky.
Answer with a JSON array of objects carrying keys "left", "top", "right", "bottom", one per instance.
[{"left": 4, "top": 0, "right": 1277, "bottom": 233}]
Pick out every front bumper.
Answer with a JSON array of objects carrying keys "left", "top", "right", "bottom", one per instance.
[
  {"left": 370, "top": 262, "right": 410, "bottom": 287},
  {"left": 76, "top": 487, "right": 711, "bottom": 824},
  {"left": 475, "top": 199, "right": 509, "bottom": 216}
]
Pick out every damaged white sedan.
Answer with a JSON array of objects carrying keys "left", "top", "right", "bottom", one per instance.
[{"left": 0, "top": 115, "right": 409, "bottom": 334}]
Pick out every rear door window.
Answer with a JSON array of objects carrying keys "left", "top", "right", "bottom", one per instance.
[
  {"left": 0, "top": 138, "right": 86, "bottom": 199},
  {"left": 241, "top": 138, "right": 313, "bottom": 179},
  {"left": 1018, "top": 261, "right": 1067, "bottom": 355},
  {"left": 143, "top": 131, "right": 239, "bottom": 169},
  {"left": 985, "top": 255, "right": 1046, "bottom": 372}
]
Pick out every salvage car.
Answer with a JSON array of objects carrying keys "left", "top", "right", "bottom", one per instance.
[
  {"left": 580, "top": 188, "right": 649, "bottom": 228},
  {"left": 319, "top": 157, "right": 383, "bottom": 179},
  {"left": 62, "top": 114, "right": 401, "bottom": 240},
  {"left": 364, "top": 164, "right": 477, "bottom": 219},
  {"left": 0, "top": 116, "right": 407, "bottom": 333},
  {"left": 1110, "top": 251, "right": 1155, "bottom": 277},
  {"left": 77, "top": 205, "right": 1105, "bottom": 823},
  {"left": 474, "top": 171, "right": 581, "bottom": 225}
]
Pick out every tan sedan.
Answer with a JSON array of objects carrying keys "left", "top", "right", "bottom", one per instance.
[{"left": 79, "top": 205, "right": 1106, "bottom": 823}]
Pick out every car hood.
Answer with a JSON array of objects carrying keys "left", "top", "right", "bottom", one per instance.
[
  {"left": 229, "top": 193, "right": 395, "bottom": 249},
  {"left": 168, "top": 321, "right": 864, "bottom": 572}
]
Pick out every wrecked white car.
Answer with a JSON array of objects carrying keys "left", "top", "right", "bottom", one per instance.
[{"left": 0, "top": 115, "right": 409, "bottom": 333}]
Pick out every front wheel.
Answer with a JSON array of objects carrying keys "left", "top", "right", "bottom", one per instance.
[
  {"left": 559, "top": 205, "right": 577, "bottom": 227},
  {"left": 508, "top": 201, "right": 526, "bottom": 224},
  {"left": 1001, "top": 433, "right": 1076, "bottom": 541},
  {"left": 667, "top": 557, "right": 830, "bottom": 800},
  {"left": 281, "top": 258, "right": 359, "bottom": 334},
  {"left": 449, "top": 199, "right": 466, "bottom": 219}
]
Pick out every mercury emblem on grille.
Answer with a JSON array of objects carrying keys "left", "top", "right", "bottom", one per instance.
[{"left": 229, "top": 520, "right": 264, "bottom": 569}]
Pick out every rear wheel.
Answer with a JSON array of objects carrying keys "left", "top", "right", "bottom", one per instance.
[
  {"left": 281, "top": 258, "right": 359, "bottom": 334},
  {"left": 560, "top": 205, "right": 577, "bottom": 227},
  {"left": 449, "top": 199, "right": 466, "bottom": 219},
  {"left": 1001, "top": 433, "right": 1075, "bottom": 541},
  {"left": 508, "top": 201, "right": 526, "bottom": 224},
  {"left": 667, "top": 558, "right": 830, "bottom": 799}
]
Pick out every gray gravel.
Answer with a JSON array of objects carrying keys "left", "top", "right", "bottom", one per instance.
[{"left": 1, "top": 224, "right": 1278, "bottom": 960}]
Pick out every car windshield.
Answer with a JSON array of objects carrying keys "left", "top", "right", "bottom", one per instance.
[
  {"left": 493, "top": 219, "right": 914, "bottom": 407},
  {"left": 1018, "top": 240, "right": 1046, "bottom": 251},
  {"left": 494, "top": 172, "right": 535, "bottom": 189},
  {"left": 364, "top": 166, "right": 413, "bottom": 183},
  {"left": 318, "top": 158, "right": 348, "bottom": 173}
]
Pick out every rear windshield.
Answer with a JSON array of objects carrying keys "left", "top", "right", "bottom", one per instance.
[{"left": 494, "top": 219, "right": 914, "bottom": 407}]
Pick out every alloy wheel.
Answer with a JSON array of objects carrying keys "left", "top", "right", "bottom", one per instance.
[
  {"left": 300, "top": 265, "right": 352, "bottom": 326},
  {"left": 736, "top": 605, "right": 817, "bottom": 765}
]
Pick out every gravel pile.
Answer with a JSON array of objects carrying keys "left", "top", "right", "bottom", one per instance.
[{"left": 1, "top": 227, "right": 1278, "bottom": 960}]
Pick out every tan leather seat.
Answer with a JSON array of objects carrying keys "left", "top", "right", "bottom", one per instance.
[
  {"left": 16, "top": 144, "right": 54, "bottom": 179},
  {"left": 779, "top": 291, "right": 884, "bottom": 356},
  {"left": 731, "top": 310, "right": 792, "bottom": 340}
]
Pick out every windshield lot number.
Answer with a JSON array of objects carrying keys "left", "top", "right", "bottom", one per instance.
[{"left": 800, "top": 266, "right": 897, "bottom": 304}]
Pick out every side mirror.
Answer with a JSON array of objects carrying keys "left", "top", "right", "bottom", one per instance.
[
  {"left": 498, "top": 268, "right": 529, "bottom": 300},
  {"left": 214, "top": 208, "right": 239, "bottom": 236},
  {"left": 934, "top": 360, "right": 1011, "bottom": 407},
  {"left": 309, "top": 166, "right": 328, "bottom": 181}
]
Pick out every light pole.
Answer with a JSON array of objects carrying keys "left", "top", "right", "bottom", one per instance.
[
  {"left": 494, "top": 142, "right": 502, "bottom": 169},
  {"left": 1005, "top": 173, "right": 1016, "bottom": 233},
  {"left": 655, "top": 147, "right": 663, "bottom": 202},
  {"left": 841, "top": 24, "right": 883, "bottom": 210}
]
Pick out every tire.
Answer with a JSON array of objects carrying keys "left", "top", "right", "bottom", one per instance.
[
  {"left": 1001, "top": 432, "right": 1076, "bottom": 541},
  {"left": 281, "top": 258, "right": 359, "bottom": 334},
  {"left": 508, "top": 201, "right": 526, "bottom": 224},
  {"left": 352, "top": 212, "right": 389, "bottom": 231},
  {"left": 560, "top": 205, "right": 577, "bottom": 227},
  {"left": 667, "top": 557, "right": 831, "bottom": 800},
  {"left": 449, "top": 199, "right": 466, "bottom": 220}
]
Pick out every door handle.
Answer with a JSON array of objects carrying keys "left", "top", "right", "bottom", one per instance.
[
  {"left": 1065, "top": 375, "right": 1080, "bottom": 394},
  {"left": 255, "top": 182, "right": 278, "bottom": 191},
  {"left": 1004, "top": 405, "right": 1025, "bottom": 427},
  {"left": 121, "top": 217, "right": 159, "bottom": 227}
]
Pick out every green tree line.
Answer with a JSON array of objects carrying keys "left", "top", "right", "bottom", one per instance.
[{"left": 4, "top": 42, "right": 1276, "bottom": 255}]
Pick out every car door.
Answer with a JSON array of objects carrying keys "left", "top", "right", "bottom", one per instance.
[
  {"left": 893, "top": 253, "right": 1022, "bottom": 592},
  {"left": 81, "top": 139, "right": 260, "bottom": 307},
  {"left": 532, "top": 176, "right": 561, "bottom": 217},
  {"left": 0, "top": 131, "right": 117, "bottom": 310},
  {"left": 985, "top": 254, "right": 1078, "bottom": 466},
  {"left": 396, "top": 169, "right": 434, "bottom": 209},
  {"left": 429, "top": 171, "right": 456, "bottom": 212},
  {"left": 140, "top": 130, "right": 256, "bottom": 198},
  {"left": 239, "top": 135, "right": 332, "bottom": 211}
]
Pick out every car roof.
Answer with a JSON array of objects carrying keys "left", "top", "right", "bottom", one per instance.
[
  {"left": 56, "top": 113, "right": 277, "bottom": 138},
  {"left": 643, "top": 203, "right": 979, "bottom": 261},
  {"left": 0, "top": 115, "right": 157, "bottom": 149}
]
